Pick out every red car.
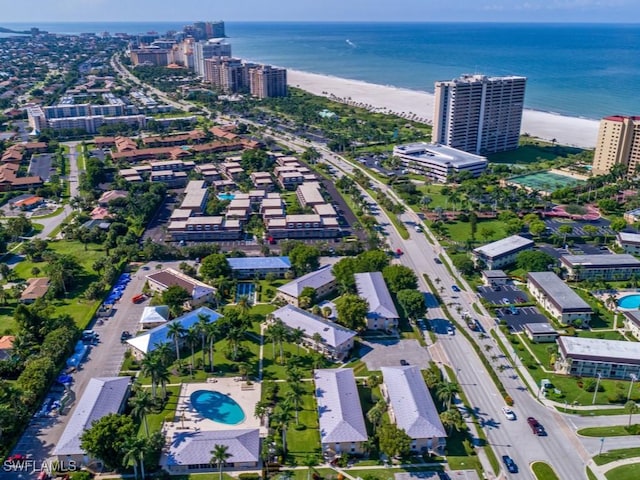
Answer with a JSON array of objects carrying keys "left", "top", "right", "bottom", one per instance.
[{"left": 396, "top": 248, "right": 403, "bottom": 255}]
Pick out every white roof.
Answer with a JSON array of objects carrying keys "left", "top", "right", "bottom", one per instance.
[
  {"left": 381, "top": 366, "right": 446, "bottom": 439},
  {"left": 127, "top": 307, "right": 221, "bottom": 355},
  {"left": 140, "top": 305, "right": 170, "bottom": 325},
  {"left": 354, "top": 272, "right": 399, "bottom": 320},
  {"left": 473, "top": 235, "right": 534, "bottom": 260},
  {"left": 271, "top": 305, "right": 355, "bottom": 349},
  {"left": 617, "top": 232, "right": 640, "bottom": 244},
  {"left": 559, "top": 336, "right": 640, "bottom": 363},
  {"left": 53, "top": 377, "right": 130, "bottom": 456},
  {"left": 393, "top": 142, "right": 487, "bottom": 168},
  {"left": 561, "top": 254, "right": 640, "bottom": 268},
  {"left": 166, "top": 429, "right": 260, "bottom": 466},
  {"left": 277, "top": 265, "right": 335, "bottom": 298},
  {"left": 314, "top": 369, "right": 368, "bottom": 444}
]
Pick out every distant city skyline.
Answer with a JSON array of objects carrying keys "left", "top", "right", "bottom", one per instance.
[{"left": 1, "top": 0, "right": 638, "bottom": 23}]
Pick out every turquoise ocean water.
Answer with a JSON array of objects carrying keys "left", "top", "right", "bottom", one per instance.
[{"left": 4, "top": 21, "right": 640, "bottom": 119}]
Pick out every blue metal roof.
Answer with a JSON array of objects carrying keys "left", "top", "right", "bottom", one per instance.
[{"left": 227, "top": 256, "right": 291, "bottom": 270}]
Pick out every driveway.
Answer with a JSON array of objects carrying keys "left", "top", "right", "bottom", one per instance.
[
  {"left": 6, "top": 265, "right": 153, "bottom": 477},
  {"left": 358, "top": 338, "right": 431, "bottom": 370},
  {"left": 28, "top": 153, "right": 54, "bottom": 181}
]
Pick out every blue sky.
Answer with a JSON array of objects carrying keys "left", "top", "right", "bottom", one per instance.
[{"left": 1, "top": 0, "right": 637, "bottom": 23}]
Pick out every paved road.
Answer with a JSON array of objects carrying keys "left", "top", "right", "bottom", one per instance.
[
  {"left": 35, "top": 141, "right": 81, "bottom": 239},
  {"left": 6, "top": 266, "right": 152, "bottom": 478}
]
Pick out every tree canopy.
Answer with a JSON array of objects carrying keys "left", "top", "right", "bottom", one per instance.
[
  {"left": 80, "top": 413, "right": 136, "bottom": 470},
  {"left": 334, "top": 293, "right": 369, "bottom": 331},
  {"left": 288, "top": 244, "right": 320, "bottom": 275},
  {"left": 199, "top": 253, "right": 231, "bottom": 281},
  {"left": 396, "top": 289, "right": 426, "bottom": 320},
  {"left": 516, "top": 250, "right": 556, "bottom": 272},
  {"left": 382, "top": 264, "right": 418, "bottom": 293}
]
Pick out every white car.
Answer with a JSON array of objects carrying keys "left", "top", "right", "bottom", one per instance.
[{"left": 502, "top": 406, "right": 516, "bottom": 420}]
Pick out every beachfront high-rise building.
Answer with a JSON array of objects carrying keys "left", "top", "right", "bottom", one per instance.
[
  {"left": 249, "top": 65, "right": 288, "bottom": 99},
  {"left": 187, "top": 21, "right": 225, "bottom": 40},
  {"left": 592, "top": 116, "right": 640, "bottom": 177},
  {"left": 433, "top": 74, "right": 526, "bottom": 155},
  {"left": 193, "top": 39, "right": 232, "bottom": 76},
  {"left": 204, "top": 57, "right": 248, "bottom": 93}
]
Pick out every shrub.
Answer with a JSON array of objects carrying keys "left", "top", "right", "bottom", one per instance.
[
  {"left": 584, "top": 379, "right": 604, "bottom": 393},
  {"left": 462, "top": 438, "right": 475, "bottom": 455},
  {"left": 504, "top": 395, "right": 514, "bottom": 406},
  {"left": 626, "top": 424, "right": 640, "bottom": 435},
  {"left": 239, "top": 474, "right": 261, "bottom": 480}
]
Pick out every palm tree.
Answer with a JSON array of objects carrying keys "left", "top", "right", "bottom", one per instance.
[
  {"left": 206, "top": 322, "right": 218, "bottom": 372},
  {"left": 273, "top": 399, "right": 293, "bottom": 455},
  {"left": 141, "top": 353, "right": 162, "bottom": 399},
  {"left": 186, "top": 325, "right": 199, "bottom": 376},
  {"left": 196, "top": 313, "right": 211, "bottom": 369},
  {"left": 311, "top": 332, "right": 323, "bottom": 353},
  {"left": 122, "top": 436, "right": 143, "bottom": 479},
  {"left": 368, "top": 375, "right": 381, "bottom": 402},
  {"left": 236, "top": 294, "right": 252, "bottom": 317},
  {"left": 226, "top": 326, "right": 244, "bottom": 361},
  {"left": 210, "top": 444, "right": 232, "bottom": 480},
  {"left": 167, "top": 322, "right": 186, "bottom": 367},
  {"left": 436, "top": 381, "right": 460, "bottom": 410},
  {"left": 129, "top": 389, "right": 153, "bottom": 437},
  {"left": 254, "top": 400, "right": 270, "bottom": 426},
  {"left": 439, "top": 407, "right": 466, "bottom": 435},
  {"left": 290, "top": 327, "right": 305, "bottom": 354},
  {"left": 266, "top": 319, "right": 288, "bottom": 364},
  {"left": 303, "top": 455, "right": 318, "bottom": 480}
]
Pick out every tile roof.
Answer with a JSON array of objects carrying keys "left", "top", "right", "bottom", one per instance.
[
  {"left": 53, "top": 377, "right": 130, "bottom": 456},
  {"left": 271, "top": 304, "right": 355, "bottom": 349},
  {"left": 166, "top": 429, "right": 260, "bottom": 466},
  {"left": 381, "top": 366, "right": 446, "bottom": 440},
  {"left": 314, "top": 369, "right": 368, "bottom": 444},
  {"left": 354, "top": 272, "right": 399, "bottom": 320}
]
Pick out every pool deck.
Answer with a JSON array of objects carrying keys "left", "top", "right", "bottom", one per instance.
[{"left": 164, "top": 379, "right": 267, "bottom": 439}]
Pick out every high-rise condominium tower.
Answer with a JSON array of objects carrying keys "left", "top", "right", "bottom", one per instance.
[
  {"left": 433, "top": 74, "right": 526, "bottom": 155},
  {"left": 592, "top": 116, "right": 640, "bottom": 177}
]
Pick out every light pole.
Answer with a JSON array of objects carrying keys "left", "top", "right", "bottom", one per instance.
[
  {"left": 599, "top": 437, "right": 605, "bottom": 456},
  {"left": 628, "top": 373, "right": 638, "bottom": 402},
  {"left": 592, "top": 373, "right": 602, "bottom": 405}
]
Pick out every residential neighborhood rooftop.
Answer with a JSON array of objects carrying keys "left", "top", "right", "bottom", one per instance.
[
  {"left": 558, "top": 336, "right": 640, "bottom": 363},
  {"left": 473, "top": 235, "right": 534, "bottom": 259},
  {"left": 354, "top": 272, "right": 399, "bottom": 320},
  {"left": 527, "top": 272, "right": 592, "bottom": 312},
  {"left": 314, "top": 369, "right": 368, "bottom": 444},
  {"left": 277, "top": 265, "right": 335, "bottom": 298}
]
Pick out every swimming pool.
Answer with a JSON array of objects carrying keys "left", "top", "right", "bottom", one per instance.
[
  {"left": 217, "top": 193, "right": 236, "bottom": 201},
  {"left": 618, "top": 295, "right": 640, "bottom": 310},
  {"left": 190, "top": 390, "right": 246, "bottom": 425}
]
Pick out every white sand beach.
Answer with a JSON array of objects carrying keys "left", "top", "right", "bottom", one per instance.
[{"left": 288, "top": 69, "right": 600, "bottom": 149}]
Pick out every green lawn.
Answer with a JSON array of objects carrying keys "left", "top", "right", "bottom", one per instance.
[
  {"left": 594, "top": 447, "right": 640, "bottom": 466},
  {"left": 441, "top": 219, "right": 508, "bottom": 244},
  {"left": 531, "top": 462, "right": 560, "bottom": 480},
  {"left": 577, "top": 330, "right": 625, "bottom": 341},
  {"left": 573, "top": 289, "right": 615, "bottom": 329},
  {"left": 578, "top": 425, "right": 636, "bottom": 437},
  {"left": 138, "top": 385, "right": 181, "bottom": 437},
  {"left": 1, "top": 240, "right": 108, "bottom": 330},
  {"left": 487, "top": 139, "right": 583, "bottom": 165},
  {"left": 605, "top": 463, "right": 640, "bottom": 480},
  {"left": 258, "top": 279, "right": 287, "bottom": 303}
]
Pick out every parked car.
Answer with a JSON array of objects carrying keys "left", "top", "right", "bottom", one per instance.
[
  {"left": 502, "top": 455, "right": 518, "bottom": 473},
  {"left": 502, "top": 406, "right": 516, "bottom": 420},
  {"left": 527, "top": 417, "right": 546, "bottom": 436},
  {"left": 451, "top": 285, "right": 461, "bottom": 292},
  {"left": 120, "top": 331, "right": 132, "bottom": 343}
]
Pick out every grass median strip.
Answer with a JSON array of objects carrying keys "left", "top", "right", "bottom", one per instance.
[
  {"left": 594, "top": 447, "right": 640, "bottom": 466},
  {"left": 531, "top": 461, "right": 560, "bottom": 480}
]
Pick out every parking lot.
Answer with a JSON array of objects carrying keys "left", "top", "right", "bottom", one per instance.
[
  {"left": 28, "top": 153, "right": 55, "bottom": 181},
  {"left": 496, "top": 306, "right": 550, "bottom": 332},
  {"left": 477, "top": 285, "right": 529, "bottom": 305},
  {"left": 543, "top": 218, "right": 613, "bottom": 237},
  {"left": 359, "top": 338, "right": 431, "bottom": 370}
]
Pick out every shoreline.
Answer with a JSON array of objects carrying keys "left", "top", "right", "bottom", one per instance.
[{"left": 287, "top": 69, "right": 600, "bottom": 149}]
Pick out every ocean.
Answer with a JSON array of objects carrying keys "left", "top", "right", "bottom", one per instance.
[{"left": 3, "top": 21, "right": 640, "bottom": 120}]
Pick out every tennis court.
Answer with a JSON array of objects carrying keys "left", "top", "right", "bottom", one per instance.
[
  {"left": 508, "top": 171, "right": 583, "bottom": 192},
  {"left": 235, "top": 283, "right": 256, "bottom": 303}
]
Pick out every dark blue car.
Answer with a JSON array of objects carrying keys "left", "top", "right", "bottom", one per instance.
[
  {"left": 451, "top": 285, "right": 461, "bottom": 292},
  {"left": 502, "top": 455, "right": 518, "bottom": 474}
]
